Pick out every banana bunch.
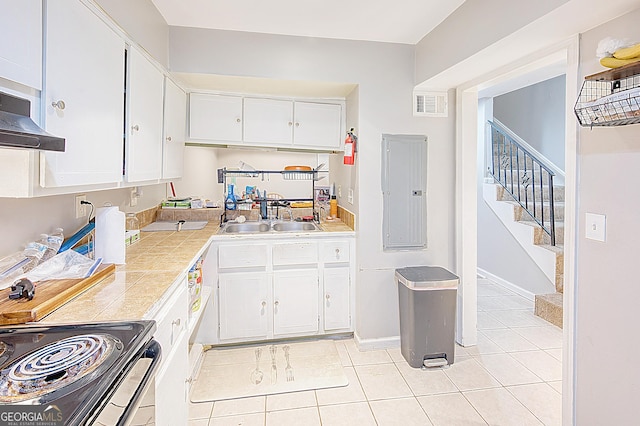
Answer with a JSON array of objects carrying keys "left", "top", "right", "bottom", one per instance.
[{"left": 601, "top": 42, "right": 640, "bottom": 68}]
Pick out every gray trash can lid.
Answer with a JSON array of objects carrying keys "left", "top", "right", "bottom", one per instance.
[{"left": 395, "top": 266, "right": 459, "bottom": 290}]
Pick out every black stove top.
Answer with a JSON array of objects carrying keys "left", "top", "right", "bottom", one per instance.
[{"left": 0, "top": 321, "right": 156, "bottom": 425}]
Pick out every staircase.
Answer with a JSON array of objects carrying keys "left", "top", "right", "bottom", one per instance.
[{"left": 484, "top": 121, "right": 564, "bottom": 328}]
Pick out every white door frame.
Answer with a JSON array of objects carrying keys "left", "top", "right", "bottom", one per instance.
[{"left": 455, "top": 37, "right": 579, "bottom": 426}]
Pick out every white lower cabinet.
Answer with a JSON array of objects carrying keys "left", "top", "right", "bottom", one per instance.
[
  {"left": 215, "top": 236, "right": 354, "bottom": 343},
  {"left": 218, "top": 272, "right": 269, "bottom": 340},
  {"left": 273, "top": 269, "right": 319, "bottom": 336},
  {"left": 323, "top": 267, "right": 351, "bottom": 331},
  {"left": 155, "top": 330, "right": 188, "bottom": 426}
]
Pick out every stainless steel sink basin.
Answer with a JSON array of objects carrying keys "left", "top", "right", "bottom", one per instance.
[
  {"left": 221, "top": 222, "right": 271, "bottom": 234},
  {"left": 272, "top": 221, "right": 320, "bottom": 232},
  {"left": 219, "top": 220, "right": 321, "bottom": 234}
]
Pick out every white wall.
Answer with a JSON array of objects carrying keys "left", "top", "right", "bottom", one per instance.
[
  {"left": 95, "top": 0, "right": 170, "bottom": 67},
  {"left": 575, "top": 9, "right": 640, "bottom": 424},
  {"left": 177, "top": 146, "right": 324, "bottom": 203},
  {"left": 414, "top": 0, "right": 568, "bottom": 85},
  {"left": 493, "top": 75, "right": 566, "bottom": 170},
  {"left": 169, "top": 28, "right": 457, "bottom": 342}
]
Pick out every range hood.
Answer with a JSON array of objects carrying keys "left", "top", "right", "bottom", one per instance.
[{"left": 0, "top": 91, "right": 65, "bottom": 152}]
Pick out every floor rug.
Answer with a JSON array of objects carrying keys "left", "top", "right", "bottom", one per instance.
[{"left": 191, "top": 340, "right": 348, "bottom": 402}]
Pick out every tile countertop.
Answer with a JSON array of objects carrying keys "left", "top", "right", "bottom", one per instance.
[{"left": 41, "top": 219, "right": 353, "bottom": 324}]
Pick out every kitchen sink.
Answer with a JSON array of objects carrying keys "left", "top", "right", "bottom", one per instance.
[
  {"left": 271, "top": 221, "right": 320, "bottom": 232},
  {"left": 219, "top": 220, "right": 321, "bottom": 234},
  {"left": 221, "top": 222, "right": 271, "bottom": 234}
]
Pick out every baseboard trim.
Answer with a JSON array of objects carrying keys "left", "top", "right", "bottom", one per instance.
[
  {"left": 354, "top": 332, "right": 400, "bottom": 351},
  {"left": 477, "top": 267, "right": 536, "bottom": 301}
]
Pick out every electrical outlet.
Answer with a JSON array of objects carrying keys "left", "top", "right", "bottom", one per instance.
[{"left": 75, "top": 194, "right": 87, "bottom": 218}]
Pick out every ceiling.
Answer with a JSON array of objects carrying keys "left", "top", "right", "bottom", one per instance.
[{"left": 150, "top": 0, "right": 466, "bottom": 44}]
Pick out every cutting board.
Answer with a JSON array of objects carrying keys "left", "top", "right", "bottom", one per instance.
[{"left": 0, "top": 263, "right": 116, "bottom": 325}]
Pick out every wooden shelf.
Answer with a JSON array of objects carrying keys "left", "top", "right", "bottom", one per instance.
[{"left": 585, "top": 61, "right": 640, "bottom": 82}]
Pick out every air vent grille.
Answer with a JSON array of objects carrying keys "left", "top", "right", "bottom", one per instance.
[{"left": 413, "top": 91, "right": 448, "bottom": 117}]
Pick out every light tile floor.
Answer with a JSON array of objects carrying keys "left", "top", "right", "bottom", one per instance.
[{"left": 189, "top": 278, "right": 562, "bottom": 425}]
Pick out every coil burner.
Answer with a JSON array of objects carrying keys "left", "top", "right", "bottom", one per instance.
[
  {"left": 0, "top": 340, "right": 14, "bottom": 367},
  {"left": 0, "top": 334, "right": 122, "bottom": 403}
]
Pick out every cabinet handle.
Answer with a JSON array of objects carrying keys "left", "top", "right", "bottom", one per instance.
[
  {"left": 132, "top": 124, "right": 140, "bottom": 132},
  {"left": 274, "top": 300, "right": 279, "bottom": 306},
  {"left": 185, "top": 377, "right": 193, "bottom": 385},
  {"left": 295, "top": 122, "right": 300, "bottom": 127},
  {"left": 236, "top": 118, "right": 241, "bottom": 123},
  {"left": 261, "top": 301, "right": 267, "bottom": 307},
  {"left": 288, "top": 122, "right": 293, "bottom": 126},
  {"left": 51, "top": 100, "right": 66, "bottom": 110},
  {"left": 166, "top": 136, "right": 172, "bottom": 142},
  {"left": 172, "top": 318, "right": 181, "bottom": 327},
  {"left": 326, "top": 294, "right": 331, "bottom": 300}
]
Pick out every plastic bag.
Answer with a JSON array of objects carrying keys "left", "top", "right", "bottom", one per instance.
[
  {"left": 26, "top": 250, "right": 102, "bottom": 281},
  {"left": 0, "top": 252, "right": 31, "bottom": 290},
  {"left": 596, "top": 37, "right": 637, "bottom": 58}
]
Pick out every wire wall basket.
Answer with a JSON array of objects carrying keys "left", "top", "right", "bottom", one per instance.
[{"left": 574, "top": 62, "right": 640, "bottom": 127}]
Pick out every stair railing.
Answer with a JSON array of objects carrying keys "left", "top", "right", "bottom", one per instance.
[{"left": 488, "top": 121, "right": 556, "bottom": 246}]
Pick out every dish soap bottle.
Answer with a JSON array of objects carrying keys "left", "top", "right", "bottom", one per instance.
[{"left": 225, "top": 184, "right": 237, "bottom": 210}]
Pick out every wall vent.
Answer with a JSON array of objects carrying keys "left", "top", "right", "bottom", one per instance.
[{"left": 413, "top": 91, "right": 448, "bottom": 117}]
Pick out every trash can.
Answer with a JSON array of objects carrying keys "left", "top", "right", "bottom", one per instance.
[{"left": 396, "top": 266, "right": 458, "bottom": 368}]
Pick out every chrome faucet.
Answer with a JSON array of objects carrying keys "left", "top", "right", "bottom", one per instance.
[{"left": 281, "top": 207, "right": 294, "bottom": 221}]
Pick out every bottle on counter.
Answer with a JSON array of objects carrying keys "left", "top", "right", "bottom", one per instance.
[
  {"left": 39, "top": 228, "right": 64, "bottom": 262},
  {"left": 22, "top": 241, "right": 47, "bottom": 272},
  {"left": 225, "top": 184, "right": 237, "bottom": 210},
  {"left": 330, "top": 195, "right": 338, "bottom": 218},
  {"left": 126, "top": 213, "right": 140, "bottom": 231}
]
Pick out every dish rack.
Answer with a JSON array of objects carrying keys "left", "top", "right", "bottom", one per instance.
[
  {"left": 574, "top": 62, "right": 640, "bottom": 127},
  {"left": 282, "top": 171, "right": 314, "bottom": 180},
  {"left": 218, "top": 167, "right": 326, "bottom": 222}
]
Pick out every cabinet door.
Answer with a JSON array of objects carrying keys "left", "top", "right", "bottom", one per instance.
[
  {"left": 0, "top": 0, "right": 41, "bottom": 89},
  {"left": 162, "top": 78, "right": 186, "bottom": 179},
  {"left": 189, "top": 93, "right": 243, "bottom": 142},
  {"left": 126, "top": 46, "right": 164, "bottom": 182},
  {"left": 293, "top": 102, "right": 342, "bottom": 149},
  {"left": 155, "top": 330, "right": 188, "bottom": 426},
  {"left": 323, "top": 267, "right": 351, "bottom": 331},
  {"left": 219, "top": 273, "right": 269, "bottom": 340},
  {"left": 41, "top": 0, "right": 124, "bottom": 187},
  {"left": 273, "top": 270, "right": 319, "bottom": 336},
  {"left": 243, "top": 98, "right": 293, "bottom": 146}
]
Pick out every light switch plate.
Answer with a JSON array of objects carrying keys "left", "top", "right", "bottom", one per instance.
[{"left": 585, "top": 213, "right": 606, "bottom": 242}]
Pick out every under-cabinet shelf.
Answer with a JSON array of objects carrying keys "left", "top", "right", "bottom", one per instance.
[{"left": 574, "top": 62, "right": 640, "bottom": 127}]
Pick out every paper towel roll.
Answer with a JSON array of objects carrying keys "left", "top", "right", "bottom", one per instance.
[{"left": 95, "top": 206, "right": 125, "bottom": 264}]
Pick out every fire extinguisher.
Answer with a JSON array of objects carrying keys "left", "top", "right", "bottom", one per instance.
[{"left": 344, "top": 129, "right": 357, "bottom": 165}]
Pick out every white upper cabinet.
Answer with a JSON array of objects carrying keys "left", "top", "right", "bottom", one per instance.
[
  {"left": 243, "top": 98, "right": 294, "bottom": 147},
  {"left": 189, "top": 94, "right": 344, "bottom": 151},
  {"left": 162, "top": 78, "right": 187, "bottom": 179},
  {"left": 41, "top": 0, "right": 124, "bottom": 188},
  {"left": 0, "top": 0, "right": 42, "bottom": 89},
  {"left": 189, "top": 93, "right": 243, "bottom": 142},
  {"left": 126, "top": 46, "right": 164, "bottom": 183},
  {"left": 292, "top": 102, "right": 342, "bottom": 150}
]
